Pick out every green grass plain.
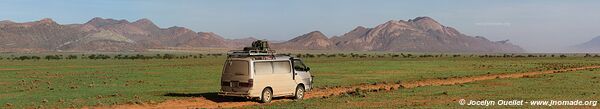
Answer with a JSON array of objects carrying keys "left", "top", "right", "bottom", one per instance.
[
  {"left": 256, "top": 70, "right": 600, "bottom": 108},
  {"left": 0, "top": 53, "right": 599, "bottom": 108}
]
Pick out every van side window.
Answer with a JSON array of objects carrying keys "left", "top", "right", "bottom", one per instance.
[
  {"left": 254, "top": 62, "right": 272, "bottom": 75},
  {"left": 293, "top": 60, "right": 307, "bottom": 71},
  {"left": 224, "top": 60, "right": 249, "bottom": 75},
  {"left": 273, "top": 61, "right": 291, "bottom": 74}
]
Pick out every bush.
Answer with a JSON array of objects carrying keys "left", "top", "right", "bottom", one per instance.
[
  {"left": 327, "top": 54, "right": 336, "bottom": 58},
  {"left": 453, "top": 55, "right": 461, "bottom": 57},
  {"left": 16, "top": 56, "right": 32, "bottom": 60},
  {"left": 31, "top": 56, "right": 41, "bottom": 60},
  {"left": 162, "top": 54, "right": 175, "bottom": 59},
  {"left": 559, "top": 55, "right": 567, "bottom": 58},
  {"left": 88, "top": 54, "right": 110, "bottom": 60},
  {"left": 419, "top": 55, "right": 434, "bottom": 58},
  {"left": 66, "top": 55, "right": 78, "bottom": 59},
  {"left": 401, "top": 53, "right": 412, "bottom": 58},
  {"left": 45, "top": 55, "right": 62, "bottom": 60}
]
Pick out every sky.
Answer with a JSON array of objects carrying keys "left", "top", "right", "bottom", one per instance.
[{"left": 1, "top": 0, "right": 599, "bottom": 52}]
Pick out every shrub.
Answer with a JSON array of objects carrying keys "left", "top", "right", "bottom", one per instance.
[
  {"left": 559, "top": 55, "right": 567, "bottom": 58},
  {"left": 419, "top": 55, "right": 434, "bottom": 58},
  {"left": 327, "top": 54, "right": 336, "bottom": 58},
  {"left": 16, "top": 56, "right": 31, "bottom": 60},
  {"left": 453, "top": 55, "right": 461, "bottom": 57},
  {"left": 45, "top": 55, "right": 62, "bottom": 60},
  {"left": 162, "top": 54, "right": 175, "bottom": 59},
  {"left": 401, "top": 53, "right": 413, "bottom": 58},
  {"left": 88, "top": 54, "right": 110, "bottom": 60},
  {"left": 31, "top": 56, "right": 41, "bottom": 60},
  {"left": 66, "top": 55, "right": 78, "bottom": 59},
  {"left": 584, "top": 54, "right": 592, "bottom": 57}
]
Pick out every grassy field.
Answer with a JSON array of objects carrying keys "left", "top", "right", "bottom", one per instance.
[
  {"left": 0, "top": 53, "right": 599, "bottom": 108},
  {"left": 255, "top": 70, "right": 600, "bottom": 108}
]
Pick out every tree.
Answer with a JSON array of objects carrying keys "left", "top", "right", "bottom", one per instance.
[
  {"left": 66, "top": 55, "right": 78, "bottom": 59},
  {"left": 163, "top": 54, "right": 175, "bottom": 59},
  {"left": 45, "top": 55, "right": 61, "bottom": 60},
  {"left": 88, "top": 54, "right": 97, "bottom": 60},
  {"left": 559, "top": 55, "right": 567, "bottom": 58},
  {"left": 31, "top": 56, "right": 41, "bottom": 60}
]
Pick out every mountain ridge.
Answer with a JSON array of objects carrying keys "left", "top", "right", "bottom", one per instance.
[
  {"left": 0, "top": 17, "right": 256, "bottom": 52},
  {"left": 0, "top": 17, "right": 524, "bottom": 52},
  {"left": 275, "top": 16, "right": 525, "bottom": 52},
  {"left": 571, "top": 36, "right": 600, "bottom": 52}
]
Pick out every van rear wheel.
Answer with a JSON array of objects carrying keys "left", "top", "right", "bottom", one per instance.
[
  {"left": 294, "top": 85, "right": 305, "bottom": 100},
  {"left": 260, "top": 88, "right": 272, "bottom": 103}
]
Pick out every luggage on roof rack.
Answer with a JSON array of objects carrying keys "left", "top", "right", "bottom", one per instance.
[
  {"left": 243, "top": 40, "right": 270, "bottom": 51},
  {"left": 228, "top": 40, "right": 276, "bottom": 57}
]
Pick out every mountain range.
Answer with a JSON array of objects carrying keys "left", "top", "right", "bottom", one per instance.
[
  {"left": 275, "top": 17, "right": 524, "bottom": 52},
  {"left": 571, "top": 36, "right": 600, "bottom": 52},
  {"left": 0, "top": 17, "right": 525, "bottom": 52}
]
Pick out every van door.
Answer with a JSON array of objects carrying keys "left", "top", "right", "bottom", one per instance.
[
  {"left": 253, "top": 61, "right": 276, "bottom": 95},
  {"left": 272, "top": 61, "right": 296, "bottom": 95},
  {"left": 292, "top": 59, "right": 311, "bottom": 90},
  {"left": 221, "top": 60, "right": 251, "bottom": 93},
  {"left": 254, "top": 61, "right": 296, "bottom": 96}
]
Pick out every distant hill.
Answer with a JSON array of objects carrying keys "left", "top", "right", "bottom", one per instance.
[
  {"left": 275, "top": 17, "right": 525, "bottom": 52},
  {"left": 571, "top": 36, "right": 600, "bottom": 52},
  {"left": 0, "top": 18, "right": 94, "bottom": 52},
  {"left": 272, "top": 31, "right": 332, "bottom": 50}
]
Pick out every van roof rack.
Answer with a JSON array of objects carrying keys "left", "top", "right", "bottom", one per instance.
[
  {"left": 228, "top": 40, "right": 277, "bottom": 57},
  {"left": 228, "top": 50, "right": 276, "bottom": 56}
]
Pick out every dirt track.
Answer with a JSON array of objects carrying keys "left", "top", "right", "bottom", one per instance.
[{"left": 88, "top": 65, "right": 600, "bottom": 109}]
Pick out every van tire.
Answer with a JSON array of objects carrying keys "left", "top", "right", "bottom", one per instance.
[
  {"left": 260, "top": 88, "right": 272, "bottom": 103},
  {"left": 294, "top": 85, "right": 305, "bottom": 100}
]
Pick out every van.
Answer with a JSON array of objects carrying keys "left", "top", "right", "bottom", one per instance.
[{"left": 218, "top": 50, "right": 313, "bottom": 103}]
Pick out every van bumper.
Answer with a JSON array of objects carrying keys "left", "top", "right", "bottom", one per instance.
[{"left": 218, "top": 91, "right": 250, "bottom": 97}]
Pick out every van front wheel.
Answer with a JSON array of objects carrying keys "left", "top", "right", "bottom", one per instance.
[
  {"left": 294, "top": 85, "right": 305, "bottom": 100},
  {"left": 260, "top": 88, "right": 272, "bottom": 103}
]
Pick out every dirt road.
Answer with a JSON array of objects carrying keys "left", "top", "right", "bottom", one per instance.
[{"left": 88, "top": 65, "right": 600, "bottom": 109}]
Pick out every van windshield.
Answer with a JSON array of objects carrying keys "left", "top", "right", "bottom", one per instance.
[
  {"left": 293, "top": 60, "right": 307, "bottom": 71},
  {"left": 223, "top": 60, "right": 249, "bottom": 75}
]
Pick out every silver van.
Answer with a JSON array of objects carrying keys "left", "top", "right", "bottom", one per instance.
[{"left": 218, "top": 50, "right": 313, "bottom": 103}]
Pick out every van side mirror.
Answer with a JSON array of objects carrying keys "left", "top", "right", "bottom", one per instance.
[{"left": 305, "top": 67, "right": 310, "bottom": 71}]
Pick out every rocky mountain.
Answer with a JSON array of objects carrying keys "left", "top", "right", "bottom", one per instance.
[
  {"left": 0, "top": 20, "right": 15, "bottom": 25},
  {"left": 0, "top": 18, "right": 93, "bottom": 52},
  {"left": 273, "top": 31, "right": 332, "bottom": 50},
  {"left": 0, "top": 17, "right": 249, "bottom": 52},
  {"left": 275, "top": 17, "right": 525, "bottom": 52},
  {"left": 571, "top": 36, "right": 600, "bottom": 52}
]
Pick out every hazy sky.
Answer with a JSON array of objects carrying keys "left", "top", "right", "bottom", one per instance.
[{"left": 1, "top": 0, "right": 599, "bottom": 52}]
